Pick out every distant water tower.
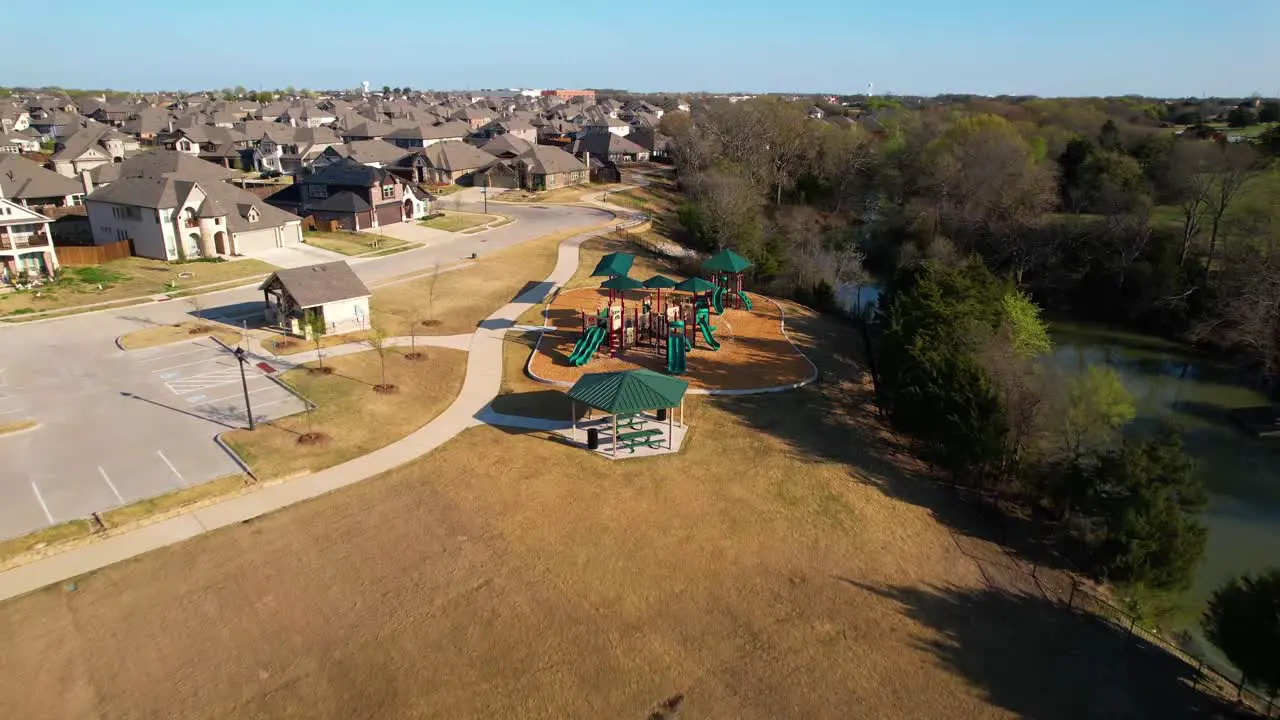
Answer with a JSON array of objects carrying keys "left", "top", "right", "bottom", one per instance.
[
  {"left": 362, "top": 80, "right": 370, "bottom": 96},
  {"left": 867, "top": 82, "right": 874, "bottom": 98}
]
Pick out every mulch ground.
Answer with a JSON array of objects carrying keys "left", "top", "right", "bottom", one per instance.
[{"left": 529, "top": 289, "right": 814, "bottom": 391}]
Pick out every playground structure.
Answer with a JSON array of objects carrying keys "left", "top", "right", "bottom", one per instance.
[
  {"left": 531, "top": 247, "right": 815, "bottom": 392},
  {"left": 562, "top": 250, "right": 758, "bottom": 376}
]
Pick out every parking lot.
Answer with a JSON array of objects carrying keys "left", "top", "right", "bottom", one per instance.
[{"left": 0, "top": 339, "right": 307, "bottom": 540}]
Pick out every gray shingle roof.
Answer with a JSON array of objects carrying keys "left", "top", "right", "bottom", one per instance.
[
  {"left": 519, "top": 145, "right": 586, "bottom": 175},
  {"left": 416, "top": 140, "right": 496, "bottom": 171},
  {"left": 260, "top": 261, "right": 371, "bottom": 309},
  {"left": 114, "top": 149, "right": 238, "bottom": 182}
]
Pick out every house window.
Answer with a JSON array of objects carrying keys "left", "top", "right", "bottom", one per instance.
[
  {"left": 308, "top": 185, "right": 328, "bottom": 199},
  {"left": 381, "top": 185, "right": 395, "bottom": 200},
  {"left": 179, "top": 140, "right": 191, "bottom": 151}
]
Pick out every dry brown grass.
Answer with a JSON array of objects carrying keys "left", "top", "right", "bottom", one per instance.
[
  {"left": 303, "top": 231, "right": 409, "bottom": 256},
  {"left": 99, "top": 475, "right": 251, "bottom": 528},
  {"left": 224, "top": 349, "right": 467, "bottom": 480},
  {"left": 118, "top": 320, "right": 242, "bottom": 350},
  {"left": 0, "top": 419, "right": 38, "bottom": 436},
  {"left": 372, "top": 219, "right": 615, "bottom": 336},
  {"left": 0, "top": 304, "right": 1230, "bottom": 719}
]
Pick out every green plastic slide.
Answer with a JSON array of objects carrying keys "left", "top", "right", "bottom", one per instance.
[
  {"left": 568, "top": 325, "right": 606, "bottom": 367},
  {"left": 697, "top": 316, "right": 721, "bottom": 351},
  {"left": 737, "top": 291, "right": 753, "bottom": 311},
  {"left": 667, "top": 323, "right": 690, "bottom": 374},
  {"left": 711, "top": 286, "right": 725, "bottom": 314}
]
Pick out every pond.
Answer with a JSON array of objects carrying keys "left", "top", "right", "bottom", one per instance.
[{"left": 1050, "top": 323, "right": 1280, "bottom": 614}]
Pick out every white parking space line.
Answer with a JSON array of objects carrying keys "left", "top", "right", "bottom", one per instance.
[
  {"left": 191, "top": 385, "right": 274, "bottom": 406},
  {"left": 157, "top": 450, "right": 185, "bottom": 486},
  {"left": 135, "top": 346, "right": 223, "bottom": 364},
  {"left": 30, "top": 482, "right": 54, "bottom": 523},
  {"left": 249, "top": 398, "right": 292, "bottom": 411},
  {"left": 152, "top": 357, "right": 233, "bottom": 374},
  {"left": 99, "top": 466, "right": 125, "bottom": 504},
  {"left": 166, "top": 369, "right": 244, "bottom": 395}
]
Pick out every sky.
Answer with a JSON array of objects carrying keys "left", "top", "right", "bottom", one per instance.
[{"left": 11, "top": 0, "right": 1280, "bottom": 98}]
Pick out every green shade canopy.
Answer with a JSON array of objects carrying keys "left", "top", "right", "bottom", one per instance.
[
  {"left": 600, "top": 275, "right": 645, "bottom": 292},
  {"left": 674, "top": 276, "right": 717, "bottom": 293},
  {"left": 643, "top": 275, "right": 677, "bottom": 289},
  {"left": 568, "top": 369, "right": 689, "bottom": 414},
  {"left": 701, "top": 248, "right": 752, "bottom": 274},
  {"left": 591, "top": 252, "right": 635, "bottom": 278}
]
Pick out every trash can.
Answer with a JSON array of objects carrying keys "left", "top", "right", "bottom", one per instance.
[
  {"left": 657, "top": 408, "right": 668, "bottom": 422},
  {"left": 587, "top": 428, "right": 600, "bottom": 450}
]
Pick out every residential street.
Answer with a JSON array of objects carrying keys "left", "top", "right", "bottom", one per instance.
[{"left": 0, "top": 199, "right": 615, "bottom": 539}]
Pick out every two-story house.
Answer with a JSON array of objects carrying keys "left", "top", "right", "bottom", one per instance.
[
  {"left": 265, "top": 158, "right": 427, "bottom": 231},
  {"left": 252, "top": 127, "right": 340, "bottom": 175},
  {"left": 50, "top": 124, "right": 141, "bottom": 177},
  {"left": 0, "top": 195, "right": 59, "bottom": 283},
  {"left": 84, "top": 151, "right": 304, "bottom": 259},
  {"left": 383, "top": 121, "right": 471, "bottom": 150}
]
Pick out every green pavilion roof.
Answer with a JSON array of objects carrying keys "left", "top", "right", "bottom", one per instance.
[
  {"left": 701, "top": 248, "right": 752, "bottom": 273},
  {"left": 643, "top": 275, "right": 677, "bottom": 289},
  {"left": 591, "top": 252, "right": 635, "bottom": 278},
  {"left": 674, "top": 276, "right": 717, "bottom": 293},
  {"left": 600, "top": 275, "right": 645, "bottom": 291},
  {"left": 567, "top": 369, "right": 689, "bottom": 414}
]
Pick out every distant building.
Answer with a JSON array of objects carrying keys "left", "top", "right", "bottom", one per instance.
[{"left": 541, "top": 89, "right": 597, "bottom": 104}]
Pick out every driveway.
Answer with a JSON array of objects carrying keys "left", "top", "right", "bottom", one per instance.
[{"left": 241, "top": 242, "right": 348, "bottom": 269}]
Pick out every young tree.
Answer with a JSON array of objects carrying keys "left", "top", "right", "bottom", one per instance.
[
  {"left": 381, "top": 85, "right": 391, "bottom": 96},
  {"left": 305, "top": 311, "right": 327, "bottom": 370},
  {"left": 424, "top": 261, "right": 441, "bottom": 328},
  {"left": 365, "top": 325, "right": 391, "bottom": 390},
  {"left": 1203, "top": 569, "right": 1280, "bottom": 694},
  {"left": 187, "top": 294, "right": 205, "bottom": 322},
  {"left": 1058, "top": 366, "right": 1135, "bottom": 460}
]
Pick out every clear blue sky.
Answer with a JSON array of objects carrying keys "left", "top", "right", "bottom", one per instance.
[{"left": 12, "top": 0, "right": 1280, "bottom": 97}]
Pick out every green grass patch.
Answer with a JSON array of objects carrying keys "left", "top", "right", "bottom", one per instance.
[
  {"left": 304, "top": 231, "right": 408, "bottom": 256},
  {"left": 100, "top": 475, "right": 250, "bottom": 528},
  {"left": 419, "top": 211, "right": 500, "bottom": 232}
]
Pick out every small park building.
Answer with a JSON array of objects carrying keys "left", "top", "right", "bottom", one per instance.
[{"left": 259, "top": 261, "right": 371, "bottom": 338}]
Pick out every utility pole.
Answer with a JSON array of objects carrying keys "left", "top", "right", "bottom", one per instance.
[
  {"left": 483, "top": 176, "right": 489, "bottom": 214},
  {"left": 232, "top": 346, "right": 255, "bottom": 430}
]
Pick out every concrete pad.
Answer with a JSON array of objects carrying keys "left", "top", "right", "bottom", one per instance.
[
  {"left": 242, "top": 242, "right": 348, "bottom": 269},
  {"left": 359, "top": 221, "right": 452, "bottom": 245},
  {"left": 558, "top": 415, "right": 688, "bottom": 460}
]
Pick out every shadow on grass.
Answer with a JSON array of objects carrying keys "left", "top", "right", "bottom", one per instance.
[
  {"left": 488, "top": 390, "right": 579, "bottom": 421},
  {"left": 838, "top": 579, "right": 1253, "bottom": 720}
]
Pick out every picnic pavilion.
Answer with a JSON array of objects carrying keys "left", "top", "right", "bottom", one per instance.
[{"left": 566, "top": 369, "right": 690, "bottom": 458}]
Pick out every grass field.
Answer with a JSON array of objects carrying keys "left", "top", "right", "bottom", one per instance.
[
  {"left": 372, "top": 219, "right": 616, "bottom": 336},
  {"left": 223, "top": 349, "right": 467, "bottom": 480},
  {"left": 118, "top": 319, "right": 243, "bottom": 350},
  {"left": 0, "top": 297, "right": 1232, "bottom": 718},
  {"left": 419, "top": 211, "right": 500, "bottom": 232},
  {"left": 0, "top": 257, "right": 277, "bottom": 317},
  {"left": 303, "top": 231, "right": 409, "bottom": 256}
]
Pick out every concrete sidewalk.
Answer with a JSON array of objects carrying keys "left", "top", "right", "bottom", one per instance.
[{"left": 0, "top": 209, "right": 646, "bottom": 602}]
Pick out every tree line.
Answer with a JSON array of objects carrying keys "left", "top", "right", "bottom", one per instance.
[{"left": 664, "top": 95, "right": 1280, "bottom": 692}]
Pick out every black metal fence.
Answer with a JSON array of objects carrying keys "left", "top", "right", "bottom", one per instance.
[{"left": 999, "top": 556, "right": 1279, "bottom": 718}]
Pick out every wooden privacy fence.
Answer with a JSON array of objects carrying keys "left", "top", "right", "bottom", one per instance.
[{"left": 55, "top": 240, "right": 131, "bottom": 266}]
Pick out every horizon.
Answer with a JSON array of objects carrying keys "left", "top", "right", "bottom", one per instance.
[{"left": 7, "top": 0, "right": 1279, "bottom": 98}]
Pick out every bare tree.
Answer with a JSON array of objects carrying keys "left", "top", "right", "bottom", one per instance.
[
  {"left": 1163, "top": 142, "right": 1215, "bottom": 268},
  {"left": 1203, "top": 143, "right": 1259, "bottom": 282},
  {"left": 818, "top": 124, "right": 874, "bottom": 212}
]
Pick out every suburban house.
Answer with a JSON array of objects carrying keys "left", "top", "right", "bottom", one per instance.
[
  {"left": 340, "top": 120, "right": 397, "bottom": 142},
  {"left": 578, "top": 113, "right": 632, "bottom": 137},
  {"left": 474, "top": 145, "right": 587, "bottom": 191},
  {"left": 252, "top": 126, "right": 340, "bottom": 175},
  {"left": 383, "top": 121, "right": 471, "bottom": 149},
  {"left": 260, "top": 261, "right": 371, "bottom": 338},
  {"left": 313, "top": 139, "right": 409, "bottom": 170},
  {"left": 278, "top": 102, "right": 337, "bottom": 128},
  {"left": 50, "top": 124, "right": 141, "bottom": 177},
  {"left": 83, "top": 150, "right": 304, "bottom": 259},
  {"left": 120, "top": 108, "right": 174, "bottom": 143},
  {"left": 452, "top": 105, "right": 495, "bottom": 129},
  {"left": 28, "top": 111, "right": 81, "bottom": 138},
  {"left": 0, "top": 134, "right": 40, "bottom": 153},
  {"left": 266, "top": 158, "right": 428, "bottom": 231},
  {"left": 477, "top": 118, "right": 537, "bottom": 143},
  {"left": 1, "top": 107, "right": 31, "bottom": 134},
  {"left": 569, "top": 133, "right": 651, "bottom": 164},
  {"left": 400, "top": 140, "right": 495, "bottom": 184},
  {"left": 478, "top": 133, "right": 534, "bottom": 159},
  {"left": 0, "top": 155, "right": 86, "bottom": 207},
  {"left": 0, "top": 196, "right": 58, "bottom": 283}
]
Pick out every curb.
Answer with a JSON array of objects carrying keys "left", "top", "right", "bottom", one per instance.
[{"left": 213, "top": 432, "right": 257, "bottom": 483}]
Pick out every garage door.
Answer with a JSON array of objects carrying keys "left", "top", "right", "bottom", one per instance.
[
  {"left": 375, "top": 203, "right": 403, "bottom": 227},
  {"left": 234, "top": 228, "right": 282, "bottom": 254}
]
